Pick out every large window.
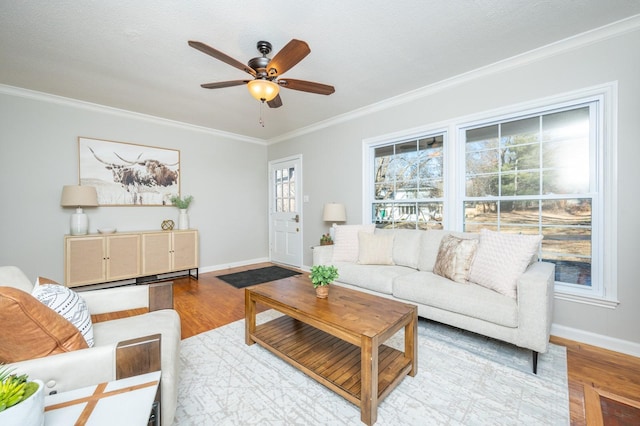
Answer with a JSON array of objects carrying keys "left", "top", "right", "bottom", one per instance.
[
  {"left": 371, "top": 134, "right": 445, "bottom": 229},
  {"left": 462, "top": 105, "right": 596, "bottom": 289},
  {"left": 365, "top": 85, "right": 615, "bottom": 303}
]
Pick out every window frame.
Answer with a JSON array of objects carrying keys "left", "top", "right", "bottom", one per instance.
[{"left": 363, "top": 82, "right": 618, "bottom": 307}]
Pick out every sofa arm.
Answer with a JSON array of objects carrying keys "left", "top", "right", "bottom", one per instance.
[
  {"left": 9, "top": 345, "right": 116, "bottom": 396},
  {"left": 312, "top": 245, "right": 334, "bottom": 265},
  {"left": 78, "top": 281, "right": 173, "bottom": 315},
  {"left": 516, "top": 261, "right": 556, "bottom": 353}
]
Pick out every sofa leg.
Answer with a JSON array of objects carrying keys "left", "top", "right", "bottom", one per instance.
[{"left": 532, "top": 351, "right": 538, "bottom": 374}]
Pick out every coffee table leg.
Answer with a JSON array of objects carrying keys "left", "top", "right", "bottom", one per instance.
[
  {"left": 360, "top": 335, "right": 378, "bottom": 426},
  {"left": 245, "top": 289, "right": 256, "bottom": 345},
  {"left": 406, "top": 310, "right": 418, "bottom": 376}
]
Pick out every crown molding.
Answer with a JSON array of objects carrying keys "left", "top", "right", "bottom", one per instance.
[
  {"left": 0, "top": 84, "right": 268, "bottom": 146},
  {"left": 268, "top": 14, "right": 640, "bottom": 145}
]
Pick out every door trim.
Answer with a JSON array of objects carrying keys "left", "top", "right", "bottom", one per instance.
[{"left": 268, "top": 154, "right": 303, "bottom": 267}]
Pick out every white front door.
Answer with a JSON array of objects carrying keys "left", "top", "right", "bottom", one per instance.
[{"left": 269, "top": 156, "right": 302, "bottom": 267}]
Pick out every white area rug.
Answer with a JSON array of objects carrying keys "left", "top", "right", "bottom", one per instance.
[{"left": 175, "top": 310, "right": 568, "bottom": 425}]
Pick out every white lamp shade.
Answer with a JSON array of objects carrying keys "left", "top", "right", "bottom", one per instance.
[
  {"left": 61, "top": 185, "right": 98, "bottom": 207},
  {"left": 323, "top": 203, "right": 346, "bottom": 222},
  {"left": 247, "top": 79, "right": 280, "bottom": 102}
]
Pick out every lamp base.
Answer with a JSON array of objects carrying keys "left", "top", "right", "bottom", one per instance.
[{"left": 70, "top": 208, "right": 89, "bottom": 235}]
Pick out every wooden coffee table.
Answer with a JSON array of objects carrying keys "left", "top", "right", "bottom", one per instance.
[{"left": 245, "top": 275, "right": 417, "bottom": 425}]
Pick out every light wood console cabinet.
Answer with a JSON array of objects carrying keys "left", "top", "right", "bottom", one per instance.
[{"left": 64, "top": 230, "right": 198, "bottom": 287}]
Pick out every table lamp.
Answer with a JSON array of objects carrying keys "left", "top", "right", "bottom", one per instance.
[
  {"left": 61, "top": 185, "right": 98, "bottom": 235},
  {"left": 323, "top": 203, "right": 346, "bottom": 239}
]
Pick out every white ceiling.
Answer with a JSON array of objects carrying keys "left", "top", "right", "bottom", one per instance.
[{"left": 2, "top": 1, "right": 640, "bottom": 141}]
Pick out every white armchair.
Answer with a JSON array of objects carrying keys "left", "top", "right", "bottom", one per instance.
[{"left": 0, "top": 266, "right": 181, "bottom": 426}]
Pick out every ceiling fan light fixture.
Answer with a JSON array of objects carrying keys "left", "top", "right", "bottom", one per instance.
[{"left": 247, "top": 79, "right": 279, "bottom": 102}]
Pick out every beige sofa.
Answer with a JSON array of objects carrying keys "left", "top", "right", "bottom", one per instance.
[
  {"left": 0, "top": 266, "right": 181, "bottom": 425},
  {"left": 313, "top": 227, "right": 555, "bottom": 373}
]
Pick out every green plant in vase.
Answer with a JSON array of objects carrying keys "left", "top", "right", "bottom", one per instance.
[
  {"left": 170, "top": 195, "right": 194, "bottom": 230},
  {"left": 319, "top": 233, "right": 333, "bottom": 245},
  {"left": 0, "top": 365, "right": 38, "bottom": 412},
  {"left": 169, "top": 194, "right": 193, "bottom": 210},
  {"left": 0, "top": 364, "right": 45, "bottom": 426},
  {"left": 309, "top": 265, "right": 339, "bottom": 298}
]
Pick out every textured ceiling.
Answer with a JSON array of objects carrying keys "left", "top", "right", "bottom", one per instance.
[{"left": 1, "top": 1, "right": 640, "bottom": 141}]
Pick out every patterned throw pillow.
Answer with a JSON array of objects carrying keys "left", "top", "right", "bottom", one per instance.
[
  {"left": 332, "top": 224, "right": 376, "bottom": 262},
  {"left": 357, "top": 232, "right": 395, "bottom": 265},
  {"left": 32, "top": 279, "right": 94, "bottom": 347},
  {"left": 468, "top": 229, "right": 542, "bottom": 299},
  {"left": 433, "top": 234, "right": 479, "bottom": 283}
]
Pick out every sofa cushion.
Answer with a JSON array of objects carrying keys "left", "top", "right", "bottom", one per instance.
[
  {"left": 0, "top": 286, "right": 89, "bottom": 363},
  {"left": 392, "top": 271, "right": 518, "bottom": 327},
  {"left": 332, "top": 224, "right": 376, "bottom": 262},
  {"left": 469, "top": 229, "right": 542, "bottom": 299},
  {"left": 433, "top": 235, "right": 478, "bottom": 283},
  {"left": 32, "top": 280, "right": 94, "bottom": 347},
  {"left": 358, "top": 232, "right": 394, "bottom": 265},
  {"left": 376, "top": 228, "right": 423, "bottom": 268},
  {"left": 333, "top": 262, "right": 415, "bottom": 295}
]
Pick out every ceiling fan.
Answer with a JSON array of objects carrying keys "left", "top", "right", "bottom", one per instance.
[{"left": 188, "top": 39, "right": 335, "bottom": 108}]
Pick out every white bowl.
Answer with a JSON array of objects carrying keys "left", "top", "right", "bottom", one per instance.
[{"left": 98, "top": 228, "right": 116, "bottom": 234}]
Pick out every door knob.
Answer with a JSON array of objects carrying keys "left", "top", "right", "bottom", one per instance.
[{"left": 293, "top": 214, "right": 300, "bottom": 223}]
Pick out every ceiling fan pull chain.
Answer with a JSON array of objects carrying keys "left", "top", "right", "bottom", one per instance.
[{"left": 259, "top": 101, "right": 265, "bottom": 127}]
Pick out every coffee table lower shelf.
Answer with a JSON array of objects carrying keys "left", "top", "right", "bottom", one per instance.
[{"left": 251, "top": 315, "right": 412, "bottom": 407}]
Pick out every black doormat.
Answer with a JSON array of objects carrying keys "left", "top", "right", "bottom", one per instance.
[{"left": 217, "top": 266, "right": 301, "bottom": 289}]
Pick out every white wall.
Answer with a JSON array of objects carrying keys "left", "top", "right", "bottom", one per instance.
[
  {"left": 0, "top": 90, "right": 270, "bottom": 282},
  {"left": 268, "top": 25, "right": 640, "bottom": 352}
]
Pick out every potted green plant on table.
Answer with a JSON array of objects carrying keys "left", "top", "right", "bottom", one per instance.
[
  {"left": 170, "top": 194, "right": 194, "bottom": 230},
  {"left": 0, "top": 365, "right": 44, "bottom": 426},
  {"left": 319, "top": 233, "right": 333, "bottom": 245},
  {"left": 309, "top": 265, "right": 339, "bottom": 298}
]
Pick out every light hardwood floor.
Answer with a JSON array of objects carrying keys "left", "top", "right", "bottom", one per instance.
[{"left": 96, "top": 262, "right": 640, "bottom": 425}]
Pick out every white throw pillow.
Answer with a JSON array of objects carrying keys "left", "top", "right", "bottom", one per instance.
[
  {"left": 433, "top": 234, "right": 478, "bottom": 284},
  {"left": 332, "top": 224, "right": 376, "bottom": 262},
  {"left": 32, "top": 279, "right": 94, "bottom": 347},
  {"left": 468, "top": 229, "right": 542, "bottom": 299},
  {"left": 358, "top": 232, "right": 395, "bottom": 265}
]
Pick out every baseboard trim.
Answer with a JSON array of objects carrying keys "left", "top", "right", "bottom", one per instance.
[
  {"left": 551, "top": 323, "right": 640, "bottom": 358},
  {"left": 200, "top": 258, "right": 270, "bottom": 274}
]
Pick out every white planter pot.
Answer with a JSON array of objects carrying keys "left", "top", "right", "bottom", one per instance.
[
  {"left": 178, "top": 209, "right": 189, "bottom": 230},
  {"left": 0, "top": 379, "right": 44, "bottom": 426}
]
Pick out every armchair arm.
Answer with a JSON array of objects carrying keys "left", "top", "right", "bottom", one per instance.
[
  {"left": 516, "top": 261, "right": 556, "bottom": 353},
  {"left": 9, "top": 345, "right": 116, "bottom": 396},
  {"left": 78, "top": 282, "right": 174, "bottom": 315},
  {"left": 10, "top": 334, "right": 163, "bottom": 398},
  {"left": 312, "top": 245, "right": 334, "bottom": 266}
]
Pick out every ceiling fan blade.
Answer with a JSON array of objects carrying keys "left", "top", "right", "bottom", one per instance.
[
  {"left": 267, "top": 94, "right": 283, "bottom": 108},
  {"left": 188, "top": 41, "right": 256, "bottom": 77},
  {"left": 278, "top": 79, "right": 335, "bottom": 95},
  {"left": 200, "top": 80, "right": 249, "bottom": 89},
  {"left": 267, "top": 39, "right": 310, "bottom": 77}
]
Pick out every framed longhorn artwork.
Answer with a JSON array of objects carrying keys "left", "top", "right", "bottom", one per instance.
[{"left": 78, "top": 137, "right": 180, "bottom": 206}]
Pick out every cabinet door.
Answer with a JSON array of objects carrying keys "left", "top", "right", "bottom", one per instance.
[
  {"left": 106, "top": 234, "right": 141, "bottom": 281},
  {"left": 172, "top": 230, "right": 199, "bottom": 271},
  {"left": 141, "top": 232, "right": 172, "bottom": 275},
  {"left": 65, "top": 236, "right": 105, "bottom": 287}
]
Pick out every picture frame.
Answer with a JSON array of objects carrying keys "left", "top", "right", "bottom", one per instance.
[{"left": 78, "top": 137, "right": 180, "bottom": 206}]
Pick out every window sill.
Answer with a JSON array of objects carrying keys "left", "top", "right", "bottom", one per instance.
[{"left": 554, "top": 290, "right": 619, "bottom": 309}]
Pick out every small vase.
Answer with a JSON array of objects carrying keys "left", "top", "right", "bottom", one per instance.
[
  {"left": 178, "top": 209, "right": 189, "bottom": 230},
  {"left": 315, "top": 286, "right": 329, "bottom": 298},
  {"left": 0, "top": 379, "right": 44, "bottom": 426}
]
